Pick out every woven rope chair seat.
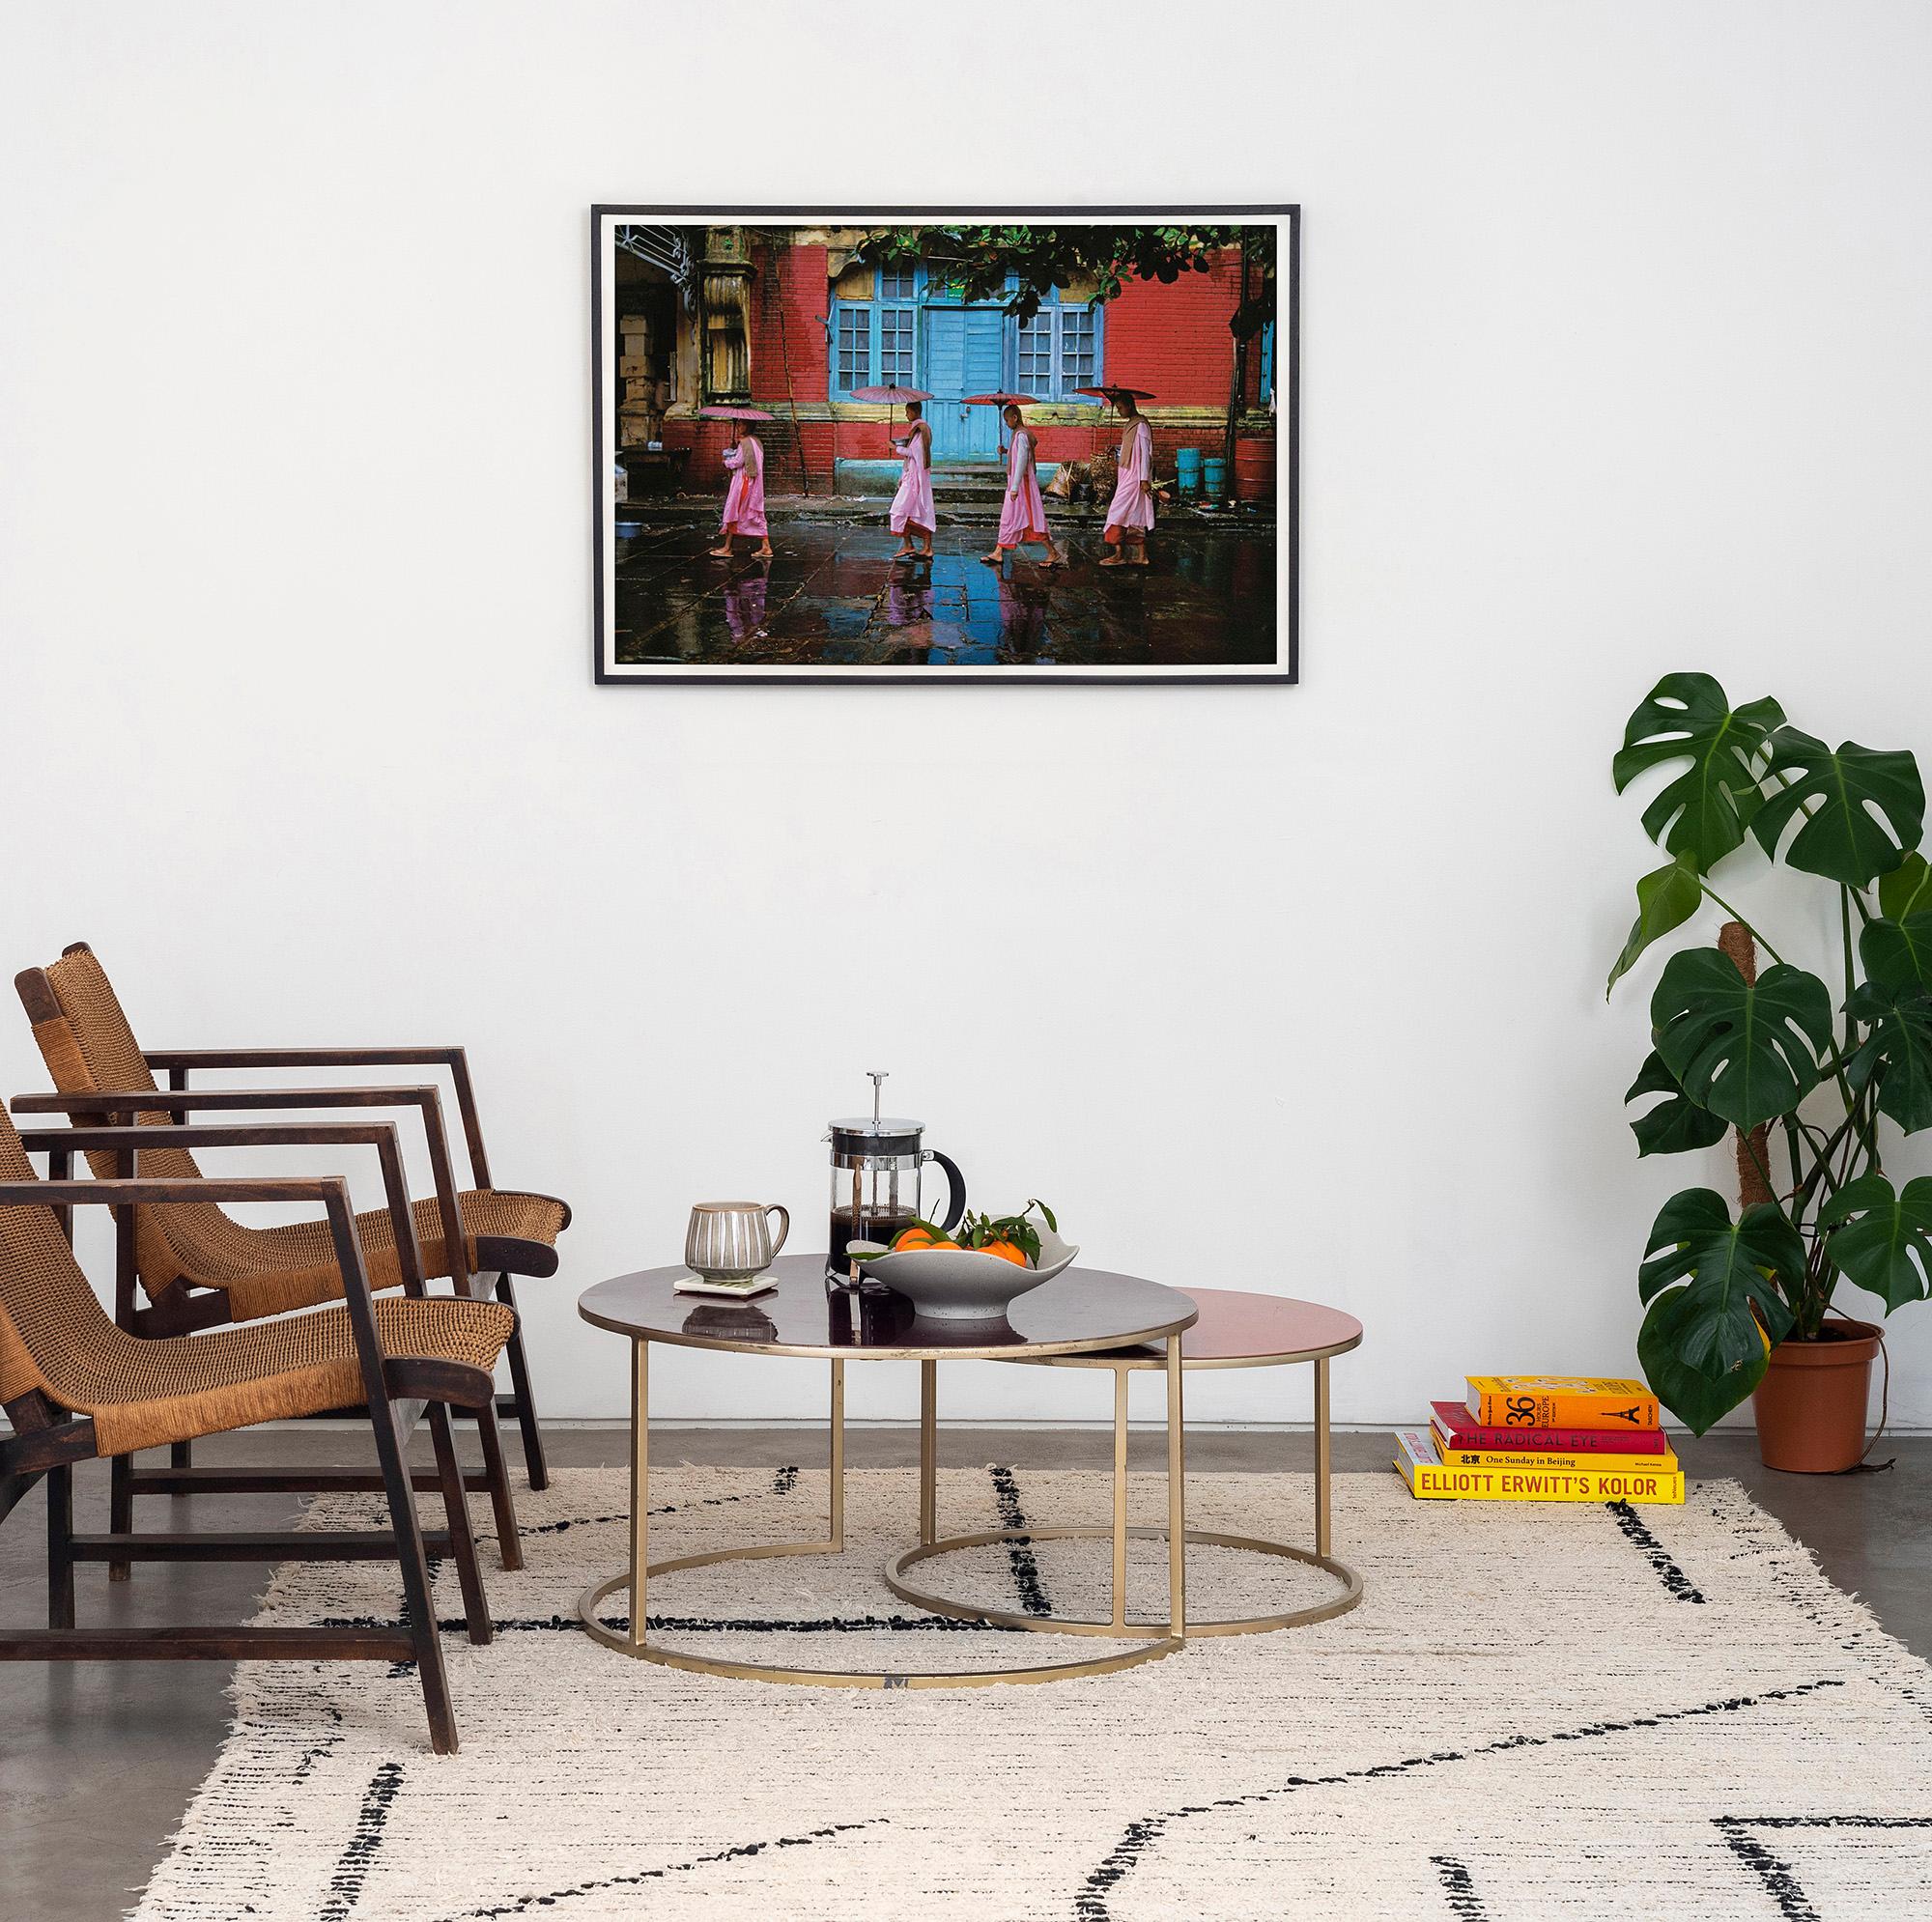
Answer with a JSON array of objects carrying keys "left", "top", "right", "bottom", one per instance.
[
  {"left": 176, "top": 1188, "right": 567, "bottom": 1319},
  {"left": 29, "top": 947, "right": 565, "bottom": 1318}
]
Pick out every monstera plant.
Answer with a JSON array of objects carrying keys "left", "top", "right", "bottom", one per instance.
[{"left": 1609, "top": 673, "right": 1932, "bottom": 1435}]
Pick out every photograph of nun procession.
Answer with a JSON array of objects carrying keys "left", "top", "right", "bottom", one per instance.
[{"left": 595, "top": 209, "right": 1295, "bottom": 684}]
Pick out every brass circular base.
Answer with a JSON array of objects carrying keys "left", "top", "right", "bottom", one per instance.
[
  {"left": 885, "top": 1525, "right": 1363, "bottom": 1638},
  {"left": 578, "top": 1540, "right": 1185, "bottom": 1687}
]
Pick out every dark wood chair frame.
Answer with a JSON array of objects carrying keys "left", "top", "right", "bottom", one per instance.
[
  {"left": 10, "top": 1114, "right": 528, "bottom": 1581},
  {"left": 11, "top": 1063, "right": 559, "bottom": 1573},
  {"left": 0, "top": 1138, "right": 499, "bottom": 1754},
  {"left": 10, "top": 1019, "right": 558, "bottom": 1499}
]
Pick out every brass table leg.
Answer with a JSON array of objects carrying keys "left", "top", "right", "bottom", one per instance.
[
  {"left": 1167, "top": 1334, "right": 1185, "bottom": 1642},
  {"left": 830, "top": 1359, "right": 845, "bottom": 1551},
  {"left": 1314, "top": 1354, "right": 1331, "bottom": 1560},
  {"left": 919, "top": 1359, "right": 937, "bottom": 1547},
  {"left": 1111, "top": 1365, "right": 1129, "bottom": 1632},
  {"left": 628, "top": 1339, "right": 648, "bottom": 1651}
]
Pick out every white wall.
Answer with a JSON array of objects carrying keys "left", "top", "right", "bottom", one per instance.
[{"left": 4, "top": 0, "right": 1930, "bottom": 1428}]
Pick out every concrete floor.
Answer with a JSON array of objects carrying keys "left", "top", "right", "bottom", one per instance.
[{"left": 3, "top": 1426, "right": 1927, "bottom": 1918}]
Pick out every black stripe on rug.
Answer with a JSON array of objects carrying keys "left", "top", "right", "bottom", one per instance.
[
  {"left": 1606, "top": 1500, "right": 1706, "bottom": 1602},
  {"left": 316, "top": 1760, "right": 405, "bottom": 1921},
  {"left": 1713, "top": 1814, "right": 1932, "bottom": 1922},
  {"left": 429, "top": 1819, "right": 884, "bottom": 1921},
  {"left": 317, "top": 1611, "right": 1023, "bottom": 1635},
  {"left": 1430, "top": 1854, "right": 1491, "bottom": 1919},
  {"left": 1073, "top": 1678, "right": 1847, "bottom": 1921},
  {"left": 989, "top": 1463, "right": 1054, "bottom": 1616},
  {"left": 505, "top": 1465, "right": 804, "bottom": 1540}
]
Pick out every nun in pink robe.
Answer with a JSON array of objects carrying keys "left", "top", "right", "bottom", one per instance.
[
  {"left": 1100, "top": 396, "right": 1156, "bottom": 567},
  {"left": 981, "top": 406, "right": 1064, "bottom": 569},
  {"left": 709, "top": 427, "right": 771, "bottom": 558},
  {"left": 888, "top": 402, "right": 935, "bottom": 560}
]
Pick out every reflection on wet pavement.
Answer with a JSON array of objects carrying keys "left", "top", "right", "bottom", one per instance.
[{"left": 612, "top": 521, "right": 1277, "bottom": 668}]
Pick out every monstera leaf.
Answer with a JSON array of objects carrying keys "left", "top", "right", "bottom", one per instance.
[
  {"left": 1625, "top": 1048, "right": 1728, "bottom": 1157},
  {"left": 1879, "top": 851, "right": 1932, "bottom": 921},
  {"left": 1612, "top": 674, "right": 1782, "bottom": 873},
  {"left": 1818, "top": 1173, "right": 1932, "bottom": 1313},
  {"left": 1606, "top": 853, "right": 1704, "bottom": 996},
  {"left": 1637, "top": 1289, "right": 1770, "bottom": 1436},
  {"left": 1651, "top": 947, "right": 1834, "bottom": 1131},
  {"left": 1751, "top": 727, "right": 1925, "bottom": 887},
  {"left": 1845, "top": 975, "right": 1932, "bottom": 1134},
  {"left": 1637, "top": 1188, "right": 1801, "bottom": 1432},
  {"left": 1861, "top": 913, "right": 1932, "bottom": 996}
]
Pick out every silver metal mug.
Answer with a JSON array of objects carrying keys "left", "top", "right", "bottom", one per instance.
[{"left": 685, "top": 1201, "right": 790, "bottom": 1281}]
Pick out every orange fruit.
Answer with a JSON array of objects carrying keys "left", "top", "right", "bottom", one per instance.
[
  {"left": 894, "top": 1228, "right": 957, "bottom": 1252},
  {"left": 980, "top": 1239, "right": 1029, "bottom": 1267}
]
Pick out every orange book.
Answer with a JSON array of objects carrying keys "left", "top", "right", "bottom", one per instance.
[{"left": 1465, "top": 1375, "right": 1660, "bottom": 1430}]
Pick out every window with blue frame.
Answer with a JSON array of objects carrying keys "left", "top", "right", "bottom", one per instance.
[
  {"left": 830, "top": 267, "right": 1105, "bottom": 400},
  {"left": 1014, "top": 295, "right": 1104, "bottom": 402}
]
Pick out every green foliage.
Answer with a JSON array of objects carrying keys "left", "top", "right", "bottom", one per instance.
[
  {"left": 1625, "top": 1050, "right": 1729, "bottom": 1158},
  {"left": 1637, "top": 1190, "right": 1799, "bottom": 1430},
  {"left": 1606, "top": 854, "right": 1703, "bottom": 996},
  {"left": 1610, "top": 673, "right": 1930, "bottom": 1422},
  {"left": 1818, "top": 1173, "right": 1932, "bottom": 1313},
  {"left": 852, "top": 224, "right": 1273, "bottom": 325},
  {"left": 1651, "top": 949, "right": 1833, "bottom": 1132},
  {"left": 1751, "top": 728, "right": 1925, "bottom": 887},
  {"left": 1878, "top": 852, "right": 1932, "bottom": 920},
  {"left": 1611, "top": 673, "right": 1782, "bottom": 872}
]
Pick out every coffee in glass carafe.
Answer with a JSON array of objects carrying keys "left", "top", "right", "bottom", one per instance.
[{"left": 826, "top": 1072, "right": 966, "bottom": 1285}]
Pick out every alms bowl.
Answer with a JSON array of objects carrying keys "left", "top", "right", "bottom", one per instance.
[{"left": 849, "top": 1225, "right": 1079, "bottom": 1321}]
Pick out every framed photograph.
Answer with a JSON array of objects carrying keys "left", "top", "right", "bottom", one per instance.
[{"left": 592, "top": 206, "right": 1296, "bottom": 685}]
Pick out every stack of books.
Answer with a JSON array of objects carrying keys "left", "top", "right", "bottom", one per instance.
[{"left": 1393, "top": 1374, "right": 1683, "bottom": 1505}]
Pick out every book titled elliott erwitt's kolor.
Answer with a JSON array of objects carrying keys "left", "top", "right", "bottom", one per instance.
[{"left": 1394, "top": 1376, "right": 1682, "bottom": 1505}]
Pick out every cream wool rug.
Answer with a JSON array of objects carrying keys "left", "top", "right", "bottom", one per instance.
[{"left": 131, "top": 1465, "right": 1932, "bottom": 1921}]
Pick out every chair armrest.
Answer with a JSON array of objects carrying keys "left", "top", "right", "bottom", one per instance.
[
  {"left": 0, "top": 1176, "right": 395, "bottom": 1393},
  {"left": 143, "top": 1047, "right": 494, "bottom": 1189},
  {"left": 15, "top": 1122, "right": 431, "bottom": 1297},
  {"left": 11, "top": 1087, "right": 471, "bottom": 1291}
]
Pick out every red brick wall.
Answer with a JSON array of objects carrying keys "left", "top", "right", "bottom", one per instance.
[
  {"left": 750, "top": 240, "right": 830, "bottom": 410},
  {"left": 1101, "top": 248, "right": 1244, "bottom": 407}
]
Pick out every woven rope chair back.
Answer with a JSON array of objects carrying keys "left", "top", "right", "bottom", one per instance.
[
  {"left": 28, "top": 945, "right": 225, "bottom": 1294},
  {"left": 0, "top": 1101, "right": 118, "bottom": 1414}
]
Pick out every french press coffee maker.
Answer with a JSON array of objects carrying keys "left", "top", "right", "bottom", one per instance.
[{"left": 826, "top": 1072, "right": 966, "bottom": 1282}]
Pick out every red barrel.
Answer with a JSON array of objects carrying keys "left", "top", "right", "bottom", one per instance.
[{"left": 1234, "top": 435, "right": 1276, "bottom": 500}]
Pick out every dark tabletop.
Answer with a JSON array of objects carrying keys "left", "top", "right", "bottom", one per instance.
[{"left": 577, "top": 1255, "right": 1199, "bottom": 1361}]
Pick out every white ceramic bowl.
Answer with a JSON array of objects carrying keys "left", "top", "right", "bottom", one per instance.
[{"left": 849, "top": 1224, "right": 1079, "bottom": 1321}]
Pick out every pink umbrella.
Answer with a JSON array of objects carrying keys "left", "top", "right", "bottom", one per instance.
[
  {"left": 962, "top": 390, "right": 1038, "bottom": 462},
  {"left": 850, "top": 383, "right": 933, "bottom": 458},
  {"left": 1074, "top": 383, "right": 1157, "bottom": 467},
  {"left": 698, "top": 405, "right": 777, "bottom": 420}
]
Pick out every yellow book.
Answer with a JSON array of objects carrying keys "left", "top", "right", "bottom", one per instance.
[
  {"left": 1394, "top": 1431, "right": 1684, "bottom": 1504},
  {"left": 1465, "top": 1375, "right": 1661, "bottom": 1431}
]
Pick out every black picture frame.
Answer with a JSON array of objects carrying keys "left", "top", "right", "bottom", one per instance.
[{"left": 591, "top": 205, "right": 1298, "bottom": 686}]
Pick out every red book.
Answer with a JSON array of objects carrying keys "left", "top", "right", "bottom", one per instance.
[{"left": 1429, "top": 1400, "right": 1670, "bottom": 1456}]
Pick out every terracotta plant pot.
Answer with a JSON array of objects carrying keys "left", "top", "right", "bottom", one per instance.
[{"left": 1751, "top": 1320, "right": 1881, "bottom": 1473}]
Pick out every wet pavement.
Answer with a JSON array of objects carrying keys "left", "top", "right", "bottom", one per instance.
[{"left": 611, "top": 519, "right": 1278, "bottom": 669}]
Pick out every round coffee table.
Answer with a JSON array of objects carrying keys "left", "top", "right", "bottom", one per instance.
[
  {"left": 887, "top": 1288, "right": 1364, "bottom": 1637},
  {"left": 575, "top": 1255, "right": 1199, "bottom": 1688}
]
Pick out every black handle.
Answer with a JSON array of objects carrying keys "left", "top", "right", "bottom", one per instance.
[{"left": 926, "top": 1149, "right": 967, "bottom": 1232}]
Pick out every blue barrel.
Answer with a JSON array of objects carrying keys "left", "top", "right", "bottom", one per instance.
[
  {"left": 1202, "top": 455, "right": 1228, "bottom": 499},
  {"left": 1174, "top": 446, "right": 1203, "bottom": 495}
]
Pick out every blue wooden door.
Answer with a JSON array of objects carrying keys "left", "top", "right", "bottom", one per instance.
[{"left": 924, "top": 308, "right": 1005, "bottom": 461}]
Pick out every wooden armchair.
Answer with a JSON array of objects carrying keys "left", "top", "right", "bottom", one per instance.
[
  {"left": 14, "top": 943, "right": 567, "bottom": 1503},
  {"left": 0, "top": 1103, "right": 509, "bottom": 1753}
]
